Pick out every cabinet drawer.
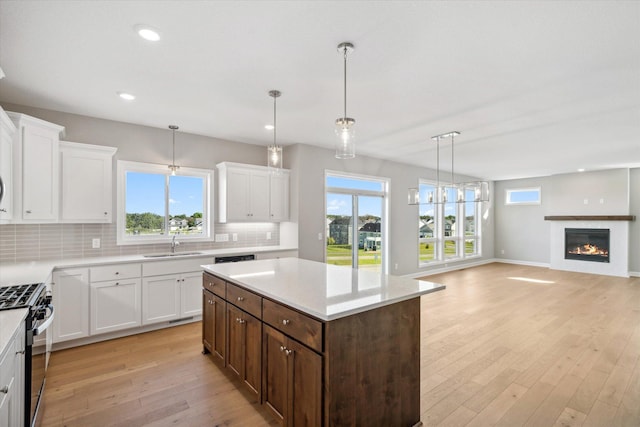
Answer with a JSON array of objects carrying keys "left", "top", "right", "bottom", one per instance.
[
  {"left": 203, "top": 273, "right": 226, "bottom": 298},
  {"left": 226, "top": 283, "right": 261, "bottom": 319},
  {"left": 90, "top": 263, "right": 141, "bottom": 282},
  {"left": 143, "top": 257, "right": 214, "bottom": 277},
  {"left": 263, "top": 299, "right": 323, "bottom": 353}
]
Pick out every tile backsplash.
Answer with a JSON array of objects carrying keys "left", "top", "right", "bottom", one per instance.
[{"left": 0, "top": 222, "right": 279, "bottom": 265}]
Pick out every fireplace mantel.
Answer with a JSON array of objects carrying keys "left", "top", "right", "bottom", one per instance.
[{"left": 544, "top": 215, "right": 635, "bottom": 221}]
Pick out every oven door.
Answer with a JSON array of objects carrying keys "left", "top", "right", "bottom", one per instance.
[{"left": 30, "top": 303, "right": 54, "bottom": 427}]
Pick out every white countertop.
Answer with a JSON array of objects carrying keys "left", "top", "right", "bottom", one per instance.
[
  {"left": 202, "top": 258, "right": 445, "bottom": 321},
  {"left": 0, "top": 245, "right": 297, "bottom": 287},
  {"left": 0, "top": 308, "right": 27, "bottom": 359}
]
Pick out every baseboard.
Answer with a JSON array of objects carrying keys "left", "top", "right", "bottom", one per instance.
[
  {"left": 629, "top": 271, "right": 640, "bottom": 277},
  {"left": 51, "top": 315, "right": 202, "bottom": 352},
  {"left": 403, "top": 258, "right": 495, "bottom": 279},
  {"left": 493, "top": 258, "right": 551, "bottom": 268}
]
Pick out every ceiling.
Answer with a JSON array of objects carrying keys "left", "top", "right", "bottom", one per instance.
[{"left": 1, "top": 1, "right": 638, "bottom": 181}]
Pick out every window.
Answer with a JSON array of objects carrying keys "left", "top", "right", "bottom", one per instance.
[
  {"left": 325, "top": 172, "right": 388, "bottom": 273},
  {"left": 506, "top": 187, "right": 541, "bottom": 205},
  {"left": 117, "top": 161, "right": 213, "bottom": 245},
  {"left": 418, "top": 181, "right": 481, "bottom": 266}
]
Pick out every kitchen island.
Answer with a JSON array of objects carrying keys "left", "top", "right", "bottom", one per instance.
[{"left": 201, "top": 257, "right": 445, "bottom": 426}]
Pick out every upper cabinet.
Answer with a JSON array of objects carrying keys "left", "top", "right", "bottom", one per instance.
[
  {"left": 59, "top": 141, "right": 117, "bottom": 223},
  {"left": 0, "top": 107, "right": 16, "bottom": 223},
  {"left": 217, "top": 162, "right": 290, "bottom": 223},
  {"left": 7, "top": 112, "right": 65, "bottom": 222}
]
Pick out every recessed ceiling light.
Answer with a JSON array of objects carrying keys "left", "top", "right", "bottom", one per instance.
[
  {"left": 265, "top": 124, "right": 274, "bottom": 130},
  {"left": 135, "top": 25, "right": 160, "bottom": 42},
  {"left": 577, "top": 168, "right": 585, "bottom": 172},
  {"left": 118, "top": 92, "right": 136, "bottom": 101}
]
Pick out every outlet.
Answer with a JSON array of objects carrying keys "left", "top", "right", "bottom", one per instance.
[
  {"left": 501, "top": 249, "right": 505, "bottom": 255},
  {"left": 232, "top": 233, "right": 238, "bottom": 241},
  {"left": 318, "top": 232, "right": 322, "bottom": 240},
  {"left": 600, "top": 198, "right": 604, "bottom": 204},
  {"left": 266, "top": 232, "right": 272, "bottom": 240},
  {"left": 394, "top": 263, "right": 398, "bottom": 270},
  {"left": 92, "top": 238, "right": 101, "bottom": 249},
  {"left": 215, "top": 233, "right": 229, "bottom": 242},
  {"left": 584, "top": 198, "right": 589, "bottom": 205}
]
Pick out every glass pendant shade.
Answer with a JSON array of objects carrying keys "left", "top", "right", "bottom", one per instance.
[
  {"left": 474, "top": 181, "right": 490, "bottom": 202},
  {"left": 267, "top": 144, "right": 283, "bottom": 169},
  {"left": 408, "top": 188, "right": 420, "bottom": 205},
  {"left": 335, "top": 117, "right": 355, "bottom": 159}
]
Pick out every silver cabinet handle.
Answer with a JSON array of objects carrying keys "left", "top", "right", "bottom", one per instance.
[
  {"left": 115, "top": 282, "right": 120, "bottom": 286},
  {"left": 16, "top": 349, "right": 25, "bottom": 355},
  {"left": 25, "top": 210, "right": 32, "bottom": 214},
  {"left": 285, "top": 349, "right": 293, "bottom": 356},
  {"left": 104, "top": 212, "right": 108, "bottom": 215},
  {"left": 280, "top": 345, "right": 286, "bottom": 352},
  {"left": 0, "top": 208, "right": 6, "bottom": 212},
  {"left": 1, "top": 386, "right": 8, "bottom": 394},
  {"left": 282, "top": 319, "right": 290, "bottom": 325},
  {"left": 237, "top": 296, "right": 244, "bottom": 302}
]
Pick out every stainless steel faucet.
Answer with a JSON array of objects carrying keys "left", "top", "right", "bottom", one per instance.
[{"left": 171, "top": 234, "right": 180, "bottom": 253}]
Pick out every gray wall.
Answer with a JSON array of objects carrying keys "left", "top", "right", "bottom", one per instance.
[
  {"left": 494, "top": 177, "right": 551, "bottom": 264},
  {"left": 495, "top": 168, "right": 639, "bottom": 274},
  {"left": 288, "top": 143, "right": 494, "bottom": 276}
]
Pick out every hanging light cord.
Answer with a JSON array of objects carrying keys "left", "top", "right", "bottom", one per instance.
[
  {"left": 343, "top": 46, "right": 348, "bottom": 118},
  {"left": 273, "top": 93, "right": 277, "bottom": 147},
  {"left": 451, "top": 132, "right": 455, "bottom": 188},
  {"left": 172, "top": 128, "right": 176, "bottom": 166}
]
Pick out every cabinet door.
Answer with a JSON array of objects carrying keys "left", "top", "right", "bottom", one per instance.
[
  {"left": 90, "top": 278, "right": 141, "bottom": 335},
  {"left": 202, "top": 290, "right": 215, "bottom": 354},
  {"left": 289, "top": 338, "right": 322, "bottom": 427},
  {"left": 60, "top": 143, "right": 114, "bottom": 223},
  {"left": 142, "top": 275, "right": 180, "bottom": 325},
  {"left": 21, "top": 124, "right": 59, "bottom": 221},
  {"left": 249, "top": 171, "right": 270, "bottom": 220},
  {"left": 0, "top": 124, "right": 13, "bottom": 222},
  {"left": 227, "top": 304, "right": 262, "bottom": 398},
  {"left": 262, "top": 325, "right": 287, "bottom": 424},
  {"left": 180, "top": 272, "right": 203, "bottom": 317},
  {"left": 52, "top": 269, "right": 90, "bottom": 343},
  {"left": 226, "top": 168, "right": 251, "bottom": 220},
  {"left": 269, "top": 172, "right": 289, "bottom": 221}
]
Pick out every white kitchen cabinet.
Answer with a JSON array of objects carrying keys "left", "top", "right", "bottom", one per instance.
[
  {"left": 89, "top": 263, "right": 141, "bottom": 335},
  {"left": 0, "top": 320, "right": 25, "bottom": 427},
  {"left": 52, "top": 268, "right": 90, "bottom": 343},
  {"left": 0, "top": 107, "right": 16, "bottom": 223},
  {"left": 141, "top": 258, "right": 209, "bottom": 325},
  {"left": 217, "top": 162, "right": 290, "bottom": 223},
  {"left": 7, "top": 112, "right": 64, "bottom": 222},
  {"left": 269, "top": 171, "right": 290, "bottom": 221},
  {"left": 60, "top": 141, "right": 117, "bottom": 223}
]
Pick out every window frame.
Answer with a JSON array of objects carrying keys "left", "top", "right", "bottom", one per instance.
[
  {"left": 417, "top": 179, "right": 482, "bottom": 267},
  {"left": 116, "top": 160, "right": 214, "bottom": 246},
  {"left": 505, "top": 187, "right": 542, "bottom": 205}
]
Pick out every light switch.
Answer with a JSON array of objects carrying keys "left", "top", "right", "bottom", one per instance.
[{"left": 92, "top": 238, "right": 101, "bottom": 249}]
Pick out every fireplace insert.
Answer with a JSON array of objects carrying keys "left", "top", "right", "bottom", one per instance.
[{"left": 564, "top": 228, "right": 610, "bottom": 263}]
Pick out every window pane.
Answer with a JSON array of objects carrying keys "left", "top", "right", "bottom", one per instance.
[
  {"left": 444, "top": 239, "right": 457, "bottom": 259},
  {"left": 169, "top": 175, "right": 205, "bottom": 236},
  {"left": 420, "top": 239, "right": 436, "bottom": 263},
  {"left": 326, "top": 193, "right": 353, "bottom": 267},
  {"left": 326, "top": 176, "right": 384, "bottom": 192},
  {"left": 358, "top": 195, "right": 382, "bottom": 272},
  {"left": 506, "top": 188, "right": 541, "bottom": 204},
  {"left": 465, "top": 238, "right": 477, "bottom": 255},
  {"left": 125, "top": 172, "right": 166, "bottom": 236}
]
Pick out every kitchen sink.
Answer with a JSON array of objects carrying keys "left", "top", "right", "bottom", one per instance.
[{"left": 143, "top": 252, "right": 204, "bottom": 258}]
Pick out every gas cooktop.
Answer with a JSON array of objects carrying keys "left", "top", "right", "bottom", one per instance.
[{"left": 0, "top": 283, "right": 44, "bottom": 310}]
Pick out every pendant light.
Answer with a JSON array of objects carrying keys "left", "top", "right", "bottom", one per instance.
[
  {"left": 335, "top": 42, "right": 355, "bottom": 159},
  {"left": 168, "top": 125, "right": 179, "bottom": 175},
  {"left": 267, "top": 90, "right": 283, "bottom": 170}
]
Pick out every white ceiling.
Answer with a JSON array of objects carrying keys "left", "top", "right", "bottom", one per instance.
[{"left": 1, "top": 1, "right": 639, "bottom": 181}]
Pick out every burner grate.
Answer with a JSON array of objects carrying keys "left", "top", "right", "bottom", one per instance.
[{"left": 0, "top": 283, "right": 42, "bottom": 309}]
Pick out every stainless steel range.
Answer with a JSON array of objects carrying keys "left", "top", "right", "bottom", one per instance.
[{"left": 0, "top": 283, "right": 54, "bottom": 427}]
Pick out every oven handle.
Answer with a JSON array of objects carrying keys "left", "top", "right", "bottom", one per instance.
[{"left": 34, "top": 304, "right": 54, "bottom": 336}]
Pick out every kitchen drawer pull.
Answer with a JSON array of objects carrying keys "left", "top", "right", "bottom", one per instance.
[
  {"left": 0, "top": 208, "right": 6, "bottom": 212},
  {"left": 282, "top": 319, "right": 290, "bottom": 325},
  {"left": 16, "top": 349, "right": 25, "bottom": 355},
  {"left": 237, "top": 296, "right": 245, "bottom": 302},
  {"left": 115, "top": 282, "right": 119, "bottom": 286},
  {"left": 279, "top": 345, "right": 286, "bottom": 352},
  {"left": 285, "top": 349, "right": 293, "bottom": 356},
  {"left": 1, "top": 386, "right": 8, "bottom": 394},
  {"left": 25, "top": 210, "right": 32, "bottom": 214}
]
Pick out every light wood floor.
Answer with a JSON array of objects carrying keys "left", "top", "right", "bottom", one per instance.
[{"left": 40, "top": 263, "right": 640, "bottom": 426}]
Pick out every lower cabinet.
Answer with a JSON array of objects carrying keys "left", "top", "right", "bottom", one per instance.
[
  {"left": 143, "top": 272, "right": 203, "bottom": 325},
  {"left": 52, "top": 268, "right": 90, "bottom": 343},
  {"left": 0, "top": 320, "right": 25, "bottom": 427},
  {"left": 263, "top": 325, "right": 322, "bottom": 427},
  {"left": 202, "top": 289, "right": 226, "bottom": 364},
  {"left": 227, "top": 304, "right": 262, "bottom": 398},
  {"left": 90, "top": 278, "right": 141, "bottom": 335}
]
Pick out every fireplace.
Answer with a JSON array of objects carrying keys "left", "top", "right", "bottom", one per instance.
[{"left": 564, "top": 228, "right": 610, "bottom": 263}]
